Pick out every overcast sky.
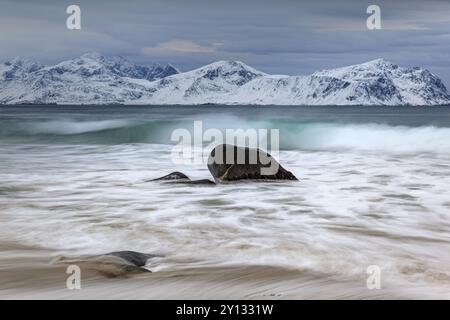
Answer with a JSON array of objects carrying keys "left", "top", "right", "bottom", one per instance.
[{"left": 1, "top": 0, "right": 450, "bottom": 85}]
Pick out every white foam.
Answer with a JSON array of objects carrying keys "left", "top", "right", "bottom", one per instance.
[
  {"left": 28, "top": 119, "right": 136, "bottom": 135},
  {"left": 1, "top": 143, "right": 450, "bottom": 296},
  {"left": 285, "top": 123, "right": 450, "bottom": 155}
]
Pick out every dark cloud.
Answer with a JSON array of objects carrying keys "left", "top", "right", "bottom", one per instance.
[{"left": 1, "top": 0, "right": 450, "bottom": 85}]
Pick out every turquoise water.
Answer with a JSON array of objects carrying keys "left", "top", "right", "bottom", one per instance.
[{"left": 1, "top": 105, "right": 450, "bottom": 154}]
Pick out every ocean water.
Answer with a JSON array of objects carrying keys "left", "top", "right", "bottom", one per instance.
[{"left": 1, "top": 105, "right": 450, "bottom": 297}]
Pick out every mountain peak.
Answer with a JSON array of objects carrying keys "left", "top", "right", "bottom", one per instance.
[
  {"left": 2, "top": 57, "right": 43, "bottom": 75},
  {"left": 6, "top": 56, "right": 25, "bottom": 65},
  {"left": 38, "top": 53, "right": 176, "bottom": 81},
  {"left": 361, "top": 58, "right": 397, "bottom": 68},
  {"left": 164, "top": 63, "right": 180, "bottom": 73},
  {"left": 182, "top": 60, "right": 266, "bottom": 86},
  {"left": 366, "top": 58, "right": 389, "bottom": 64},
  {"left": 80, "top": 52, "right": 104, "bottom": 61},
  {"left": 210, "top": 60, "right": 248, "bottom": 66},
  {"left": 313, "top": 58, "right": 400, "bottom": 79},
  {"left": 190, "top": 60, "right": 266, "bottom": 78},
  {"left": 5, "top": 56, "right": 38, "bottom": 66},
  {"left": 201, "top": 60, "right": 264, "bottom": 73},
  {"left": 73, "top": 53, "right": 179, "bottom": 80}
]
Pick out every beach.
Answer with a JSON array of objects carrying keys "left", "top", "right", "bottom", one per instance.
[{"left": 1, "top": 243, "right": 439, "bottom": 299}]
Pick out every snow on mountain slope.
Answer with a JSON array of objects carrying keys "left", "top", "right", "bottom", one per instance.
[
  {"left": 0, "top": 53, "right": 179, "bottom": 104},
  {"left": 308, "top": 59, "right": 449, "bottom": 105},
  {"left": 0, "top": 54, "right": 448, "bottom": 106},
  {"left": 134, "top": 60, "right": 267, "bottom": 104},
  {"left": 41, "top": 52, "right": 179, "bottom": 81},
  {"left": 0, "top": 57, "right": 44, "bottom": 80},
  {"left": 136, "top": 58, "right": 449, "bottom": 105}
]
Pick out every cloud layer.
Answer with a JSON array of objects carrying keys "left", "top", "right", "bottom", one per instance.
[{"left": 1, "top": 0, "right": 450, "bottom": 85}]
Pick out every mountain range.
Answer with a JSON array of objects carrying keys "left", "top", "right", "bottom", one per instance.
[{"left": 0, "top": 52, "right": 449, "bottom": 106}]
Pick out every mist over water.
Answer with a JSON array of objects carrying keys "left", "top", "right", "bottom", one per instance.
[{"left": 1, "top": 105, "right": 450, "bottom": 298}]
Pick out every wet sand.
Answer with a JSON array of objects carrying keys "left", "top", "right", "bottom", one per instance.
[{"left": 0, "top": 243, "right": 438, "bottom": 300}]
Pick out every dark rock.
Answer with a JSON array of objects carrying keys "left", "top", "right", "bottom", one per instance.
[
  {"left": 149, "top": 171, "right": 190, "bottom": 181},
  {"left": 207, "top": 144, "right": 297, "bottom": 182},
  {"left": 54, "top": 250, "right": 162, "bottom": 277},
  {"left": 107, "top": 250, "right": 158, "bottom": 267},
  {"left": 149, "top": 172, "right": 216, "bottom": 185},
  {"left": 184, "top": 179, "right": 216, "bottom": 185}
]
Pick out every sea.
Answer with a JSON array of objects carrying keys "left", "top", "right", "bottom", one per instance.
[{"left": 1, "top": 105, "right": 450, "bottom": 298}]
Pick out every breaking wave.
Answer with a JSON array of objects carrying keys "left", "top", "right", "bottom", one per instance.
[
  {"left": 280, "top": 123, "right": 450, "bottom": 155},
  {"left": 1, "top": 116, "right": 450, "bottom": 155}
]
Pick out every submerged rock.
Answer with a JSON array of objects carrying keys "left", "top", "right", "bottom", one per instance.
[
  {"left": 149, "top": 171, "right": 216, "bottom": 185},
  {"left": 184, "top": 179, "right": 216, "bottom": 185},
  {"left": 150, "top": 171, "right": 190, "bottom": 181},
  {"left": 207, "top": 144, "right": 297, "bottom": 182},
  {"left": 107, "top": 250, "right": 158, "bottom": 267},
  {"left": 53, "top": 250, "right": 162, "bottom": 277}
]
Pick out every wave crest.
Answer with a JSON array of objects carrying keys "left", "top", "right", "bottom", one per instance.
[{"left": 286, "top": 123, "right": 450, "bottom": 154}]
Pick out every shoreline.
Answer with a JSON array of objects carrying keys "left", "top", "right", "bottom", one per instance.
[{"left": 0, "top": 243, "right": 437, "bottom": 300}]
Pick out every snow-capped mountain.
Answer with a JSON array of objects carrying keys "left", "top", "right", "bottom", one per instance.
[
  {"left": 130, "top": 59, "right": 450, "bottom": 106},
  {"left": 135, "top": 60, "right": 268, "bottom": 105},
  {"left": 0, "top": 54, "right": 448, "bottom": 106},
  {"left": 0, "top": 53, "right": 179, "bottom": 104}
]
